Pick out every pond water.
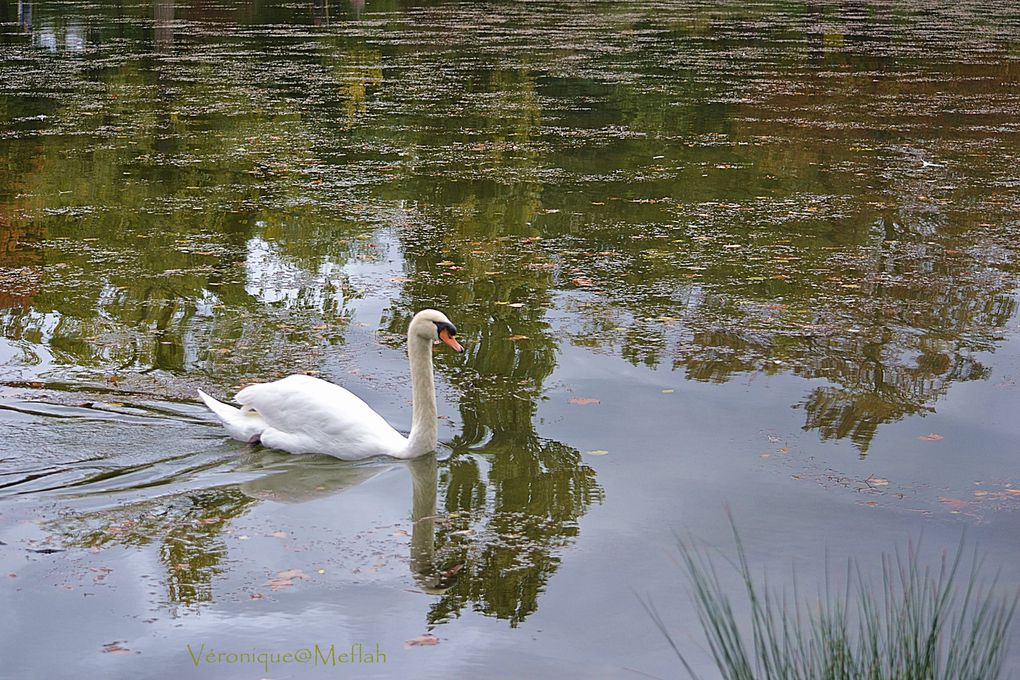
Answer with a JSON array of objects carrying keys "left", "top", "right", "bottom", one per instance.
[{"left": 1, "top": 0, "right": 1019, "bottom": 677}]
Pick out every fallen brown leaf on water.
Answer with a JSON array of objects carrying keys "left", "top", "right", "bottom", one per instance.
[
  {"left": 571, "top": 276, "right": 595, "bottom": 287},
  {"left": 918, "top": 433, "right": 944, "bottom": 442},
  {"left": 199, "top": 517, "right": 222, "bottom": 525},
  {"left": 569, "top": 397, "right": 600, "bottom": 405},
  {"left": 938, "top": 496, "right": 973, "bottom": 510},
  {"left": 870, "top": 478, "right": 890, "bottom": 486},
  {"left": 265, "top": 568, "right": 307, "bottom": 590},
  {"left": 266, "top": 578, "right": 292, "bottom": 590},
  {"left": 442, "top": 564, "right": 464, "bottom": 578},
  {"left": 101, "top": 642, "right": 131, "bottom": 654},
  {"left": 250, "top": 592, "right": 264, "bottom": 600},
  {"left": 405, "top": 635, "right": 440, "bottom": 647},
  {"left": 865, "top": 501, "right": 879, "bottom": 507}
]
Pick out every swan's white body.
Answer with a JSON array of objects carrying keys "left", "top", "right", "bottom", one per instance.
[{"left": 197, "top": 309, "right": 463, "bottom": 460}]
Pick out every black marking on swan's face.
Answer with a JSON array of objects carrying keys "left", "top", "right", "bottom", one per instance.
[{"left": 433, "top": 320, "right": 457, "bottom": 338}]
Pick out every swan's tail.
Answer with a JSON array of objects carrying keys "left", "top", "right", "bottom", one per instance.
[{"left": 197, "top": 389, "right": 265, "bottom": 443}]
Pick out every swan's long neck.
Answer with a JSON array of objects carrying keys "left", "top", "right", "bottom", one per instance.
[{"left": 403, "top": 333, "right": 438, "bottom": 458}]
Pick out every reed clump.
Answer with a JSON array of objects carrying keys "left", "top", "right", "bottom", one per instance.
[{"left": 647, "top": 525, "right": 1017, "bottom": 680}]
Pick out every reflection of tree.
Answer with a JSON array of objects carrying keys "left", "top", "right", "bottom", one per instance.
[
  {"left": 569, "top": 220, "right": 1016, "bottom": 455},
  {"left": 324, "top": 44, "right": 383, "bottom": 129},
  {"left": 538, "top": 41, "right": 1020, "bottom": 454},
  {"left": 0, "top": 190, "right": 44, "bottom": 309},
  {"left": 0, "top": 1, "right": 388, "bottom": 387},
  {"left": 394, "top": 300, "right": 604, "bottom": 625},
  {"left": 4, "top": 0, "right": 1017, "bottom": 463},
  {"left": 382, "top": 158, "right": 604, "bottom": 625},
  {"left": 369, "top": 63, "right": 607, "bottom": 622},
  {"left": 49, "top": 485, "right": 256, "bottom": 607}
]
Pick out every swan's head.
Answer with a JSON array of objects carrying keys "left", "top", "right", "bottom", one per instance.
[{"left": 409, "top": 309, "right": 464, "bottom": 353}]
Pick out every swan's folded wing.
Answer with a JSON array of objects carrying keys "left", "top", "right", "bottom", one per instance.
[{"left": 234, "top": 374, "right": 407, "bottom": 456}]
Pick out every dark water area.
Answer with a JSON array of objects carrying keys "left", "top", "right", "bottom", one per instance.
[{"left": 0, "top": 0, "right": 1019, "bottom": 677}]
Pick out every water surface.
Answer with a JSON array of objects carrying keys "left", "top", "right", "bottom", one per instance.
[{"left": 1, "top": 0, "right": 1019, "bottom": 677}]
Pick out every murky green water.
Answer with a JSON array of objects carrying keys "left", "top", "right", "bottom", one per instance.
[{"left": 1, "top": 0, "right": 1019, "bottom": 677}]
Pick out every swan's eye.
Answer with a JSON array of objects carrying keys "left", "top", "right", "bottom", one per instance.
[{"left": 433, "top": 321, "right": 457, "bottom": 337}]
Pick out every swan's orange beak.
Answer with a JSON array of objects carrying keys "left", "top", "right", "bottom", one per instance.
[{"left": 439, "top": 328, "right": 464, "bottom": 353}]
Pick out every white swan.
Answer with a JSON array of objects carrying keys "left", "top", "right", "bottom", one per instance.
[{"left": 197, "top": 309, "right": 464, "bottom": 460}]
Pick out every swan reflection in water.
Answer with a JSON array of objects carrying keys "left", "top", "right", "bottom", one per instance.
[
  {"left": 42, "top": 419, "right": 599, "bottom": 623},
  {"left": 236, "top": 451, "right": 446, "bottom": 591}
]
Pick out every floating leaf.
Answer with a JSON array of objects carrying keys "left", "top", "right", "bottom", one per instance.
[
  {"left": 918, "top": 433, "right": 944, "bottom": 442},
  {"left": 405, "top": 635, "right": 440, "bottom": 647},
  {"left": 442, "top": 564, "right": 464, "bottom": 577},
  {"left": 569, "top": 397, "right": 600, "bottom": 405},
  {"left": 101, "top": 642, "right": 131, "bottom": 654},
  {"left": 265, "top": 578, "right": 294, "bottom": 590}
]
